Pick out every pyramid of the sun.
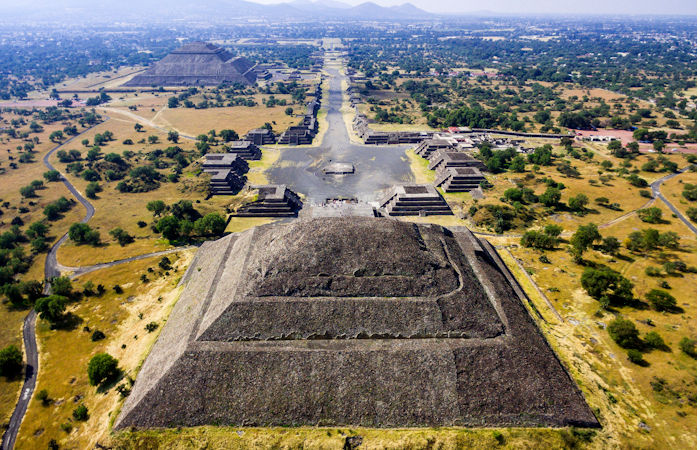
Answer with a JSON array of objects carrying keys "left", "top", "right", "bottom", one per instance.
[
  {"left": 125, "top": 42, "right": 257, "bottom": 87},
  {"left": 115, "top": 217, "right": 598, "bottom": 429}
]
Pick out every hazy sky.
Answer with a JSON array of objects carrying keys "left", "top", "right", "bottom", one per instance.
[{"left": 253, "top": 0, "right": 698, "bottom": 15}]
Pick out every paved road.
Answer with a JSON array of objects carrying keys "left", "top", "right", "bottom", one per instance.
[
  {"left": 1, "top": 120, "right": 104, "bottom": 450},
  {"left": 268, "top": 65, "right": 413, "bottom": 203},
  {"left": 650, "top": 166, "right": 696, "bottom": 234}
]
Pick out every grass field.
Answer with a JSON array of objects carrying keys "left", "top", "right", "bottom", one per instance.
[
  {"left": 15, "top": 251, "right": 194, "bottom": 449},
  {"left": 110, "top": 426, "right": 601, "bottom": 449},
  {"left": 148, "top": 95, "right": 301, "bottom": 136}
]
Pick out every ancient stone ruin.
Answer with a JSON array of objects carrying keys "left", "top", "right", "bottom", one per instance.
[
  {"left": 380, "top": 184, "right": 452, "bottom": 216},
  {"left": 125, "top": 41, "right": 257, "bottom": 87},
  {"left": 225, "top": 140, "right": 262, "bottom": 160},
  {"left": 245, "top": 128, "right": 276, "bottom": 145},
  {"left": 202, "top": 153, "right": 249, "bottom": 196},
  {"left": 428, "top": 150, "right": 486, "bottom": 172},
  {"left": 414, "top": 138, "right": 455, "bottom": 158},
  {"left": 115, "top": 217, "right": 598, "bottom": 430},
  {"left": 435, "top": 167, "right": 486, "bottom": 192},
  {"left": 233, "top": 184, "right": 302, "bottom": 217}
]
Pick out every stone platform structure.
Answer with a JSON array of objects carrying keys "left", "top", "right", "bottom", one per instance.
[
  {"left": 415, "top": 138, "right": 455, "bottom": 158},
  {"left": 245, "top": 128, "right": 276, "bottom": 145},
  {"left": 125, "top": 42, "right": 257, "bottom": 87},
  {"left": 428, "top": 150, "right": 486, "bottom": 172},
  {"left": 323, "top": 162, "right": 355, "bottom": 174},
  {"left": 233, "top": 185, "right": 302, "bottom": 217},
  {"left": 115, "top": 217, "right": 598, "bottom": 429},
  {"left": 202, "top": 153, "right": 249, "bottom": 196},
  {"left": 380, "top": 184, "right": 452, "bottom": 216},
  {"left": 226, "top": 141, "right": 262, "bottom": 160},
  {"left": 435, "top": 167, "right": 486, "bottom": 193}
]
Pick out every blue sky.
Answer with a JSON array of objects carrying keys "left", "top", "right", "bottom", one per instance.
[{"left": 252, "top": 0, "right": 698, "bottom": 15}]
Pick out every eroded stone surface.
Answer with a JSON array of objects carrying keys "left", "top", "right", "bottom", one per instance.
[{"left": 115, "top": 217, "right": 599, "bottom": 430}]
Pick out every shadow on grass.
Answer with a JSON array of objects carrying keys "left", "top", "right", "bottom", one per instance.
[{"left": 97, "top": 370, "right": 125, "bottom": 394}]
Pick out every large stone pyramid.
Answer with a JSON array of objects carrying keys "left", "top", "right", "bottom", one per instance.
[
  {"left": 125, "top": 41, "right": 257, "bottom": 87},
  {"left": 115, "top": 217, "right": 598, "bottom": 429}
]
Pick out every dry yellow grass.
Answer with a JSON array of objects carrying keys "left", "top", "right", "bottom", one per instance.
[
  {"left": 48, "top": 119, "right": 230, "bottom": 267},
  {"left": 151, "top": 96, "right": 300, "bottom": 136},
  {"left": 504, "top": 197, "right": 697, "bottom": 448},
  {"left": 110, "top": 426, "right": 597, "bottom": 449},
  {"left": 15, "top": 251, "right": 194, "bottom": 449}
]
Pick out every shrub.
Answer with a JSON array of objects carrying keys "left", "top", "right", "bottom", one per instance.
[
  {"left": 627, "top": 349, "right": 644, "bottom": 365},
  {"left": 87, "top": 353, "right": 120, "bottom": 386},
  {"left": 520, "top": 230, "right": 558, "bottom": 250},
  {"left": 687, "top": 207, "right": 697, "bottom": 222},
  {"left": 644, "top": 332, "right": 666, "bottom": 349},
  {"left": 72, "top": 404, "right": 89, "bottom": 421},
  {"left": 645, "top": 266, "right": 662, "bottom": 277},
  {"left": 679, "top": 338, "right": 696, "bottom": 358},
  {"left": 68, "top": 223, "right": 100, "bottom": 245},
  {"left": 109, "top": 228, "right": 134, "bottom": 246},
  {"left": 36, "top": 389, "right": 50, "bottom": 405},
  {"left": 145, "top": 322, "right": 159, "bottom": 333},
  {"left": 0, "top": 345, "right": 23, "bottom": 378},
  {"left": 608, "top": 317, "right": 641, "bottom": 349},
  {"left": 646, "top": 289, "right": 677, "bottom": 312},
  {"left": 85, "top": 181, "right": 102, "bottom": 199},
  {"left": 581, "top": 267, "right": 634, "bottom": 307},
  {"left": 638, "top": 207, "right": 663, "bottom": 224},
  {"left": 91, "top": 330, "right": 106, "bottom": 342}
]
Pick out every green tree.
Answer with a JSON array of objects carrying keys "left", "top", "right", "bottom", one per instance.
[
  {"left": 68, "top": 223, "right": 100, "bottom": 245},
  {"left": 600, "top": 236, "right": 621, "bottom": 255},
  {"left": 679, "top": 338, "right": 696, "bottom": 358},
  {"left": 87, "top": 353, "right": 120, "bottom": 386},
  {"left": 146, "top": 200, "right": 167, "bottom": 216},
  {"left": 638, "top": 207, "right": 663, "bottom": 224},
  {"left": 156, "top": 215, "right": 181, "bottom": 241},
  {"left": 34, "top": 295, "right": 68, "bottom": 324},
  {"left": 85, "top": 182, "right": 102, "bottom": 199},
  {"left": 567, "top": 193, "right": 589, "bottom": 213},
  {"left": 539, "top": 187, "right": 561, "bottom": 207},
  {"left": 26, "top": 221, "right": 48, "bottom": 239},
  {"left": 0, "top": 345, "right": 22, "bottom": 378},
  {"left": 644, "top": 332, "right": 666, "bottom": 349},
  {"left": 570, "top": 223, "right": 601, "bottom": 262},
  {"left": 167, "top": 130, "right": 179, "bottom": 143},
  {"left": 43, "top": 170, "right": 61, "bottom": 182},
  {"left": 109, "top": 228, "right": 134, "bottom": 246},
  {"left": 134, "top": 123, "right": 143, "bottom": 132},
  {"left": 581, "top": 266, "right": 634, "bottom": 307},
  {"left": 50, "top": 276, "right": 72, "bottom": 297},
  {"left": 646, "top": 289, "right": 677, "bottom": 312},
  {"left": 193, "top": 213, "right": 227, "bottom": 236},
  {"left": 219, "top": 129, "right": 239, "bottom": 142},
  {"left": 608, "top": 317, "right": 641, "bottom": 349}
]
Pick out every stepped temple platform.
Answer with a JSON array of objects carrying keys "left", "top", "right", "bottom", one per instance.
[
  {"left": 380, "top": 184, "right": 452, "bottom": 216},
  {"left": 435, "top": 167, "right": 486, "bottom": 192},
  {"left": 233, "top": 185, "right": 302, "bottom": 217},
  {"left": 226, "top": 141, "right": 262, "bottom": 160}
]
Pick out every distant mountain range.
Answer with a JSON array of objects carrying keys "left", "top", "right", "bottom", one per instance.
[{"left": 0, "top": 0, "right": 435, "bottom": 22}]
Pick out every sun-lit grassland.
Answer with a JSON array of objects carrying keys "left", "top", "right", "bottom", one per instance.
[
  {"left": 467, "top": 147, "right": 690, "bottom": 234},
  {"left": 109, "top": 426, "right": 603, "bottom": 449},
  {"left": 505, "top": 208, "right": 696, "bottom": 447},
  {"left": 0, "top": 111, "right": 98, "bottom": 424},
  {"left": 404, "top": 148, "right": 434, "bottom": 184},
  {"left": 15, "top": 251, "right": 194, "bottom": 449},
  {"left": 48, "top": 119, "right": 231, "bottom": 267}
]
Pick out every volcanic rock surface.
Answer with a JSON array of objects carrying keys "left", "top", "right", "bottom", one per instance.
[{"left": 115, "top": 217, "right": 598, "bottom": 429}]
